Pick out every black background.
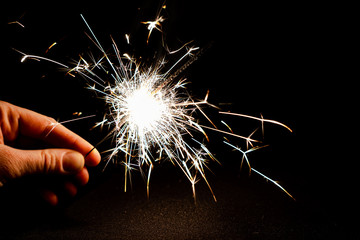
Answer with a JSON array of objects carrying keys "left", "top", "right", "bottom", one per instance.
[{"left": 0, "top": 1, "right": 357, "bottom": 239}]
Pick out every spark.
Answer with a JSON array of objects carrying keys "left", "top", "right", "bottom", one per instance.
[
  {"left": 15, "top": 10, "right": 294, "bottom": 201},
  {"left": 98, "top": 58, "right": 219, "bottom": 200},
  {"left": 223, "top": 141, "right": 268, "bottom": 173},
  {"left": 251, "top": 169, "right": 295, "bottom": 200},
  {"left": 224, "top": 141, "right": 294, "bottom": 200},
  {"left": 220, "top": 111, "right": 293, "bottom": 133},
  {"left": 125, "top": 34, "right": 130, "bottom": 44},
  {"left": 142, "top": 16, "right": 165, "bottom": 44},
  {"left": 45, "top": 114, "right": 96, "bottom": 138},
  {"left": 8, "top": 11, "right": 26, "bottom": 28},
  {"left": 13, "top": 48, "right": 70, "bottom": 69},
  {"left": 8, "top": 21, "right": 25, "bottom": 28},
  {"left": 45, "top": 42, "right": 57, "bottom": 54},
  {"left": 141, "top": 5, "right": 166, "bottom": 44}
]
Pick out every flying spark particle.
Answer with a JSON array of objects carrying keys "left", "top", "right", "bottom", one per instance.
[
  {"left": 45, "top": 42, "right": 57, "bottom": 54},
  {"left": 8, "top": 21, "right": 25, "bottom": 28},
  {"left": 125, "top": 34, "right": 130, "bottom": 44},
  {"left": 141, "top": 6, "right": 166, "bottom": 44}
]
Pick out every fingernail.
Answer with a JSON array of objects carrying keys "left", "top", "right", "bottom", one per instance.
[{"left": 63, "top": 152, "right": 84, "bottom": 173}]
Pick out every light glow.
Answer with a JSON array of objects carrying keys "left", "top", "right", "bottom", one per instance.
[{"left": 15, "top": 7, "right": 294, "bottom": 201}]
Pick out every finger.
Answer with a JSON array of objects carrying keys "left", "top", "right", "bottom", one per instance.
[
  {"left": 4, "top": 102, "right": 101, "bottom": 166},
  {"left": 64, "top": 181, "right": 78, "bottom": 197},
  {"left": 0, "top": 145, "right": 84, "bottom": 180},
  {"left": 40, "top": 189, "right": 59, "bottom": 206},
  {"left": 42, "top": 124, "right": 101, "bottom": 167},
  {"left": 10, "top": 134, "right": 52, "bottom": 150},
  {"left": 74, "top": 167, "right": 89, "bottom": 186}
]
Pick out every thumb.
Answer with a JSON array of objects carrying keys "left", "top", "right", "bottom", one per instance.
[{"left": 0, "top": 145, "right": 84, "bottom": 182}]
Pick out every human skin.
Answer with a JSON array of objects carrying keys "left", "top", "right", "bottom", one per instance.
[{"left": 0, "top": 101, "right": 101, "bottom": 205}]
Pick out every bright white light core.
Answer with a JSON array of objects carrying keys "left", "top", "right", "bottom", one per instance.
[{"left": 126, "top": 87, "right": 165, "bottom": 132}]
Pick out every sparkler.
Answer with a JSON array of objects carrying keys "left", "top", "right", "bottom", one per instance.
[{"left": 15, "top": 6, "right": 294, "bottom": 201}]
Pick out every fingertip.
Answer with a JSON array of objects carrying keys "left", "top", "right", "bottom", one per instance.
[
  {"left": 40, "top": 190, "right": 58, "bottom": 206},
  {"left": 64, "top": 182, "right": 78, "bottom": 197},
  {"left": 75, "top": 167, "right": 89, "bottom": 186},
  {"left": 63, "top": 151, "right": 85, "bottom": 173},
  {"left": 85, "top": 147, "right": 101, "bottom": 167}
]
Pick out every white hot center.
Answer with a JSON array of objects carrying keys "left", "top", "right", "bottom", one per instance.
[{"left": 126, "top": 87, "right": 165, "bottom": 132}]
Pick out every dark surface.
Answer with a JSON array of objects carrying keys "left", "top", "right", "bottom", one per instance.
[
  {"left": 0, "top": 1, "right": 357, "bottom": 239},
  {"left": 0, "top": 165, "right": 351, "bottom": 240}
]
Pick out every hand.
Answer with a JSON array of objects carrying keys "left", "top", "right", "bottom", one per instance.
[{"left": 0, "top": 101, "right": 101, "bottom": 205}]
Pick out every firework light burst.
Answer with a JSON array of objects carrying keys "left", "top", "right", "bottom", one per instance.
[{"left": 15, "top": 5, "right": 294, "bottom": 201}]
